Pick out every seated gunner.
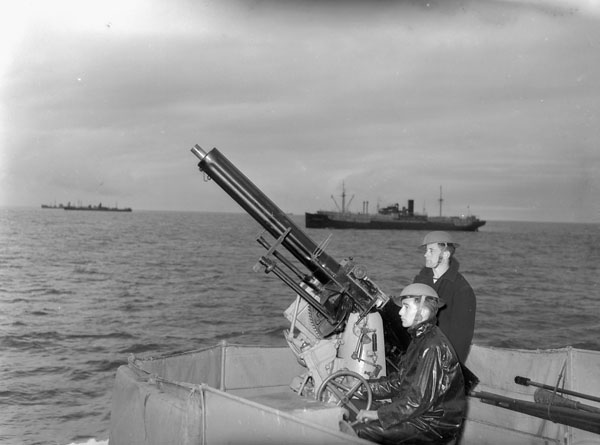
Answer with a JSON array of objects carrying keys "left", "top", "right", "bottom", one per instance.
[{"left": 352, "top": 283, "right": 466, "bottom": 444}]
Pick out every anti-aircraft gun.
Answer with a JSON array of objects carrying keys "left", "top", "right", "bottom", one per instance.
[{"left": 191, "top": 145, "right": 401, "bottom": 410}]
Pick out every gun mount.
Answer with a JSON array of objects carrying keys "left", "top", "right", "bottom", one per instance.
[{"left": 191, "top": 145, "right": 390, "bottom": 397}]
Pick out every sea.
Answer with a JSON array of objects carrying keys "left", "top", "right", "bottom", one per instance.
[{"left": 1, "top": 207, "right": 599, "bottom": 445}]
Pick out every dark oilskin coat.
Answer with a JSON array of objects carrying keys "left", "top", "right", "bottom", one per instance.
[
  {"left": 414, "top": 259, "right": 476, "bottom": 364},
  {"left": 353, "top": 320, "right": 466, "bottom": 445}
]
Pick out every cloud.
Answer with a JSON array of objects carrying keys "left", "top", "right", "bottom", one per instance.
[{"left": 1, "top": 0, "right": 599, "bottom": 222}]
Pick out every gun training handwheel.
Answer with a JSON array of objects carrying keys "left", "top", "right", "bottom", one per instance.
[{"left": 316, "top": 370, "right": 372, "bottom": 418}]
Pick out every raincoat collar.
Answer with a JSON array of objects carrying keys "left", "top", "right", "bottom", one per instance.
[{"left": 408, "top": 318, "right": 437, "bottom": 338}]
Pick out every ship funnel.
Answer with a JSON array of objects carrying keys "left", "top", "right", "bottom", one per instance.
[{"left": 408, "top": 199, "right": 414, "bottom": 216}]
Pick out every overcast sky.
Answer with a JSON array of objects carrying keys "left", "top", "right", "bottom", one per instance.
[{"left": 1, "top": 0, "right": 599, "bottom": 222}]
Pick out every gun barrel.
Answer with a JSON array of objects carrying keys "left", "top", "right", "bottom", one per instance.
[
  {"left": 191, "top": 145, "right": 340, "bottom": 282},
  {"left": 473, "top": 391, "right": 600, "bottom": 434}
]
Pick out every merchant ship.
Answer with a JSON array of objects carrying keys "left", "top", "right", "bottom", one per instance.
[
  {"left": 305, "top": 186, "right": 485, "bottom": 231},
  {"left": 64, "top": 203, "right": 132, "bottom": 212}
]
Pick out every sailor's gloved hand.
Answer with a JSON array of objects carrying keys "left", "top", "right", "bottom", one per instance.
[{"left": 356, "top": 409, "right": 379, "bottom": 423}]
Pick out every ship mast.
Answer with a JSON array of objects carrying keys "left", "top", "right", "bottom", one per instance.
[
  {"left": 331, "top": 182, "right": 354, "bottom": 214},
  {"left": 438, "top": 186, "right": 443, "bottom": 217}
]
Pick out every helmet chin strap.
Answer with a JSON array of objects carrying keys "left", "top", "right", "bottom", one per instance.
[
  {"left": 432, "top": 244, "right": 448, "bottom": 273},
  {"left": 413, "top": 295, "right": 427, "bottom": 325}
]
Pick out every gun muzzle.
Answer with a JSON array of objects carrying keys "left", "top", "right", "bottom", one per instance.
[{"left": 191, "top": 145, "right": 208, "bottom": 161}]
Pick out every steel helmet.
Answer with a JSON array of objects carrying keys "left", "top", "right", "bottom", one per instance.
[
  {"left": 420, "top": 231, "right": 459, "bottom": 247},
  {"left": 392, "top": 283, "right": 446, "bottom": 307}
]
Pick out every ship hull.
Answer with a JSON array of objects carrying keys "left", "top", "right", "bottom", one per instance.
[
  {"left": 305, "top": 212, "right": 485, "bottom": 231},
  {"left": 63, "top": 206, "right": 132, "bottom": 212}
]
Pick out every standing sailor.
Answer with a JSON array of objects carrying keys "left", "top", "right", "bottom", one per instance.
[{"left": 413, "top": 231, "right": 476, "bottom": 363}]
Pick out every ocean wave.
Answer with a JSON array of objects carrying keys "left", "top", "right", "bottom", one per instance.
[
  {"left": 73, "top": 265, "right": 104, "bottom": 275},
  {"left": 4, "top": 297, "right": 30, "bottom": 303},
  {"left": 83, "top": 359, "right": 127, "bottom": 373},
  {"left": 0, "top": 332, "right": 63, "bottom": 349},
  {"left": 17, "top": 365, "right": 71, "bottom": 377},
  {"left": 27, "top": 310, "right": 50, "bottom": 316},
  {"left": 2, "top": 388, "right": 65, "bottom": 406},
  {"left": 3, "top": 287, "right": 69, "bottom": 296},
  {"left": 42, "top": 288, "right": 75, "bottom": 296},
  {"left": 66, "top": 439, "right": 108, "bottom": 445},
  {"left": 117, "top": 342, "right": 165, "bottom": 355},
  {"left": 190, "top": 300, "right": 227, "bottom": 309},
  {"left": 67, "top": 331, "right": 134, "bottom": 340},
  {"left": 66, "top": 368, "right": 94, "bottom": 382}
]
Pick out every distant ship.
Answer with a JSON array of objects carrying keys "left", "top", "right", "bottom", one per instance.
[
  {"left": 305, "top": 186, "right": 485, "bottom": 231},
  {"left": 42, "top": 202, "right": 132, "bottom": 212},
  {"left": 64, "top": 202, "right": 132, "bottom": 212}
]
